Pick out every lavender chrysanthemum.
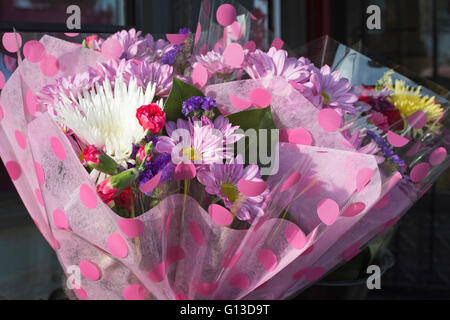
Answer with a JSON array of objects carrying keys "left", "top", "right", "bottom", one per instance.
[
  {"left": 302, "top": 65, "right": 358, "bottom": 114},
  {"left": 156, "top": 115, "right": 243, "bottom": 165},
  {"left": 245, "top": 48, "right": 313, "bottom": 83},
  {"left": 197, "top": 156, "right": 269, "bottom": 222}
]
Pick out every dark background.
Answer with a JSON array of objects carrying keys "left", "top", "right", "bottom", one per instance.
[{"left": 0, "top": 0, "right": 449, "bottom": 299}]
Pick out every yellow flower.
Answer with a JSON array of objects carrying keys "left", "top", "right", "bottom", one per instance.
[{"left": 378, "top": 71, "right": 444, "bottom": 124}]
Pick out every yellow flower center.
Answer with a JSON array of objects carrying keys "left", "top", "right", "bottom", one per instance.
[
  {"left": 221, "top": 183, "right": 239, "bottom": 203},
  {"left": 182, "top": 147, "right": 202, "bottom": 161},
  {"left": 321, "top": 91, "right": 331, "bottom": 104}
]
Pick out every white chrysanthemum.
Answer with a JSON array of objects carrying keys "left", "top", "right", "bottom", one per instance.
[{"left": 53, "top": 76, "right": 163, "bottom": 165}]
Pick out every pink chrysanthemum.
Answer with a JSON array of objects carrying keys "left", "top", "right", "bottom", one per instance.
[
  {"left": 302, "top": 65, "right": 358, "bottom": 113},
  {"left": 245, "top": 47, "right": 313, "bottom": 83},
  {"left": 194, "top": 50, "right": 240, "bottom": 75},
  {"left": 197, "top": 155, "right": 269, "bottom": 222}
]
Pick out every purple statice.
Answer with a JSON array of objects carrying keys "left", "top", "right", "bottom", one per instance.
[
  {"left": 302, "top": 65, "right": 358, "bottom": 114},
  {"left": 197, "top": 155, "right": 269, "bottom": 222},
  {"left": 161, "top": 47, "right": 181, "bottom": 66},
  {"left": 182, "top": 96, "right": 218, "bottom": 117},
  {"left": 138, "top": 153, "right": 174, "bottom": 189},
  {"left": 245, "top": 48, "right": 313, "bottom": 83},
  {"left": 366, "top": 130, "right": 406, "bottom": 168}
]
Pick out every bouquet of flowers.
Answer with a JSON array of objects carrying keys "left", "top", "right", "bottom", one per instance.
[{"left": 0, "top": 0, "right": 448, "bottom": 300}]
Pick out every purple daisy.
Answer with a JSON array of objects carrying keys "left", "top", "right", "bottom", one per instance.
[
  {"left": 245, "top": 48, "right": 313, "bottom": 83},
  {"left": 197, "top": 156, "right": 269, "bottom": 222},
  {"left": 182, "top": 96, "right": 217, "bottom": 116},
  {"left": 302, "top": 65, "right": 358, "bottom": 113}
]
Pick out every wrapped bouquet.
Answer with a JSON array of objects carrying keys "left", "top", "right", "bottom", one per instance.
[{"left": 0, "top": 0, "right": 448, "bottom": 300}]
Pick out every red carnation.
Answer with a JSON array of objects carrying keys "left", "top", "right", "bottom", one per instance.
[
  {"left": 82, "top": 145, "right": 102, "bottom": 164},
  {"left": 136, "top": 104, "right": 166, "bottom": 135}
]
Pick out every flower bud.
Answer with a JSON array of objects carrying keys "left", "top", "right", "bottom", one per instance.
[
  {"left": 82, "top": 146, "right": 120, "bottom": 176},
  {"left": 97, "top": 168, "right": 139, "bottom": 205}
]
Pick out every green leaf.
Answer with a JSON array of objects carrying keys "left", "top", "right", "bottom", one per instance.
[
  {"left": 226, "top": 107, "right": 278, "bottom": 178},
  {"left": 164, "top": 78, "right": 204, "bottom": 122},
  {"left": 225, "top": 107, "right": 276, "bottom": 131}
]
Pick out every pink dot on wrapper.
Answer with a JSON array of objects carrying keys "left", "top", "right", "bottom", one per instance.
[
  {"left": 387, "top": 131, "right": 410, "bottom": 148},
  {"left": 39, "top": 55, "right": 59, "bottom": 77},
  {"left": 0, "top": 71, "right": 4, "bottom": 89},
  {"left": 167, "top": 246, "right": 185, "bottom": 266},
  {"left": 216, "top": 4, "right": 237, "bottom": 26},
  {"left": 74, "top": 287, "right": 87, "bottom": 300},
  {"left": 101, "top": 38, "right": 123, "bottom": 60},
  {"left": 174, "top": 162, "right": 197, "bottom": 181},
  {"left": 165, "top": 209, "right": 172, "bottom": 235},
  {"left": 279, "top": 128, "right": 313, "bottom": 146},
  {"left": 6, "top": 161, "right": 21, "bottom": 181},
  {"left": 318, "top": 108, "right": 342, "bottom": 132},
  {"left": 195, "top": 23, "right": 202, "bottom": 44},
  {"left": 356, "top": 168, "right": 374, "bottom": 192},
  {"left": 293, "top": 269, "right": 307, "bottom": 281},
  {"left": 0, "top": 103, "right": 3, "bottom": 120},
  {"left": 230, "top": 95, "right": 251, "bottom": 110},
  {"left": 35, "top": 188, "right": 44, "bottom": 207},
  {"left": 34, "top": 162, "right": 45, "bottom": 186},
  {"left": 15, "top": 130, "right": 26, "bottom": 149},
  {"left": 224, "top": 43, "right": 245, "bottom": 68},
  {"left": 196, "top": 283, "right": 218, "bottom": 296},
  {"left": 139, "top": 171, "right": 161, "bottom": 194},
  {"left": 222, "top": 252, "right": 243, "bottom": 269},
  {"left": 244, "top": 41, "right": 256, "bottom": 53},
  {"left": 209, "top": 204, "right": 233, "bottom": 226},
  {"left": 429, "top": 147, "right": 447, "bottom": 166},
  {"left": 176, "top": 293, "right": 187, "bottom": 300},
  {"left": 237, "top": 179, "right": 267, "bottom": 197},
  {"left": 123, "top": 284, "right": 146, "bottom": 300},
  {"left": 409, "top": 111, "right": 428, "bottom": 129},
  {"left": 271, "top": 38, "right": 284, "bottom": 50},
  {"left": 249, "top": 88, "right": 271, "bottom": 108},
  {"left": 192, "top": 64, "right": 208, "bottom": 88},
  {"left": 285, "top": 225, "right": 307, "bottom": 250},
  {"left": 79, "top": 260, "right": 101, "bottom": 281},
  {"left": 317, "top": 199, "right": 340, "bottom": 226},
  {"left": 189, "top": 221, "right": 205, "bottom": 246},
  {"left": 302, "top": 245, "right": 315, "bottom": 256},
  {"left": 373, "top": 193, "right": 390, "bottom": 210},
  {"left": 118, "top": 218, "right": 145, "bottom": 238},
  {"left": 80, "top": 184, "right": 97, "bottom": 209},
  {"left": 305, "top": 267, "right": 326, "bottom": 282},
  {"left": 342, "top": 202, "right": 366, "bottom": 217},
  {"left": 227, "top": 21, "right": 243, "bottom": 40},
  {"left": 410, "top": 163, "right": 430, "bottom": 183},
  {"left": 148, "top": 262, "right": 166, "bottom": 283},
  {"left": 2, "top": 32, "right": 22, "bottom": 53},
  {"left": 388, "top": 172, "right": 403, "bottom": 190},
  {"left": 230, "top": 273, "right": 250, "bottom": 290},
  {"left": 107, "top": 233, "right": 128, "bottom": 259},
  {"left": 64, "top": 33, "right": 79, "bottom": 37},
  {"left": 257, "top": 249, "right": 278, "bottom": 271},
  {"left": 23, "top": 40, "right": 45, "bottom": 63},
  {"left": 50, "top": 136, "right": 66, "bottom": 160},
  {"left": 166, "top": 33, "right": 188, "bottom": 45},
  {"left": 26, "top": 90, "right": 39, "bottom": 116},
  {"left": 53, "top": 209, "right": 69, "bottom": 230},
  {"left": 281, "top": 172, "right": 302, "bottom": 193}
]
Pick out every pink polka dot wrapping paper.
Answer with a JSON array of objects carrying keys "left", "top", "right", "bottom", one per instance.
[{"left": 0, "top": 2, "right": 449, "bottom": 300}]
